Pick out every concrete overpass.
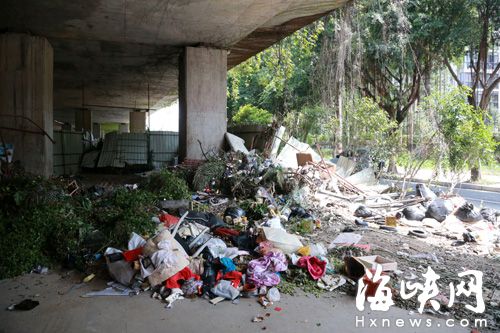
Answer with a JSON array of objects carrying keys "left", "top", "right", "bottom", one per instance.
[{"left": 0, "top": 0, "right": 348, "bottom": 176}]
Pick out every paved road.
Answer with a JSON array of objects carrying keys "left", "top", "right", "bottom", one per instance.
[{"left": 381, "top": 179, "right": 500, "bottom": 210}]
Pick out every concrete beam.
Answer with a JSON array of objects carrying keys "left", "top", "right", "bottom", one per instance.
[
  {"left": 0, "top": 33, "right": 53, "bottom": 177},
  {"left": 0, "top": 0, "right": 349, "bottom": 111},
  {"left": 179, "top": 47, "right": 227, "bottom": 161}
]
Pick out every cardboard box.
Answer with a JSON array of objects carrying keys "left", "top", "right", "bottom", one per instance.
[
  {"left": 355, "top": 255, "right": 397, "bottom": 272},
  {"left": 296, "top": 153, "right": 313, "bottom": 166}
]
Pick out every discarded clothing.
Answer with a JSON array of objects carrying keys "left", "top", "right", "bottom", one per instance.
[
  {"left": 220, "top": 257, "right": 236, "bottom": 273},
  {"left": 122, "top": 247, "right": 143, "bottom": 262},
  {"left": 214, "top": 227, "right": 240, "bottom": 237},
  {"left": 297, "top": 256, "right": 327, "bottom": 280},
  {"left": 247, "top": 251, "right": 288, "bottom": 287},
  {"left": 181, "top": 278, "right": 203, "bottom": 297},
  {"left": 206, "top": 238, "right": 239, "bottom": 259},
  {"left": 165, "top": 267, "right": 201, "bottom": 289},
  {"left": 165, "top": 288, "right": 184, "bottom": 308},
  {"left": 211, "top": 279, "right": 240, "bottom": 300},
  {"left": 221, "top": 270, "right": 242, "bottom": 288},
  {"left": 159, "top": 213, "right": 180, "bottom": 227},
  {"left": 480, "top": 208, "right": 498, "bottom": 224}
]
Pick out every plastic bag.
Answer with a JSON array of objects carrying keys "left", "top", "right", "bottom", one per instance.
[
  {"left": 415, "top": 183, "right": 437, "bottom": 200},
  {"left": 425, "top": 199, "right": 453, "bottom": 222},
  {"left": 354, "top": 205, "right": 373, "bottom": 218},
  {"left": 455, "top": 203, "right": 483, "bottom": 222},
  {"left": 480, "top": 208, "right": 498, "bottom": 224},
  {"left": 105, "top": 247, "right": 135, "bottom": 286},
  {"left": 402, "top": 206, "right": 425, "bottom": 221},
  {"left": 224, "top": 206, "right": 246, "bottom": 219},
  {"left": 309, "top": 243, "right": 327, "bottom": 257},
  {"left": 267, "top": 287, "right": 280, "bottom": 302}
]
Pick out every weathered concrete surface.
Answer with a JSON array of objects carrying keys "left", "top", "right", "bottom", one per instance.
[
  {"left": 0, "top": 33, "right": 53, "bottom": 177},
  {"left": 92, "top": 122, "right": 101, "bottom": 139},
  {"left": 129, "top": 111, "right": 146, "bottom": 133},
  {"left": 179, "top": 47, "right": 227, "bottom": 161},
  {"left": 75, "top": 109, "right": 92, "bottom": 132},
  {"left": 0, "top": 0, "right": 348, "bottom": 111},
  {"left": 0, "top": 272, "right": 471, "bottom": 333},
  {"left": 119, "top": 123, "right": 129, "bottom": 133}
]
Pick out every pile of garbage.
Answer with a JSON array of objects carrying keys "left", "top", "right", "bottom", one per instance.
[
  {"left": 89, "top": 165, "right": 335, "bottom": 308},
  {"left": 3, "top": 129, "right": 499, "bottom": 328},
  {"left": 80, "top": 132, "right": 498, "bottom": 324},
  {"left": 349, "top": 182, "right": 500, "bottom": 254},
  {"left": 81, "top": 133, "right": 372, "bottom": 307}
]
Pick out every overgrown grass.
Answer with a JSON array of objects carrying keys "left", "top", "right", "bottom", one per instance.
[
  {"left": 396, "top": 152, "right": 436, "bottom": 169},
  {"left": 0, "top": 170, "right": 191, "bottom": 279}
]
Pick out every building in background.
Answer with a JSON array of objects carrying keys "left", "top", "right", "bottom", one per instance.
[{"left": 457, "top": 45, "right": 500, "bottom": 133}]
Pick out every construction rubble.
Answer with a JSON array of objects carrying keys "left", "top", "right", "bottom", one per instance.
[{"left": 2, "top": 130, "right": 499, "bottom": 330}]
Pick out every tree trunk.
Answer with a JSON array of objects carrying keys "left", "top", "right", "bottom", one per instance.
[
  {"left": 335, "top": 89, "right": 344, "bottom": 155},
  {"left": 407, "top": 102, "right": 414, "bottom": 151},
  {"left": 471, "top": 165, "right": 481, "bottom": 182}
]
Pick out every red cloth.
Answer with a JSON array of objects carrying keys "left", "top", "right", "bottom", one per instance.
[
  {"left": 215, "top": 270, "right": 243, "bottom": 288},
  {"left": 165, "top": 267, "right": 200, "bottom": 289},
  {"left": 159, "top": 213, "right": 180, "bottom": 228},
  {"left": 214, "top": 227, "right": 240, "bottom": 237},
  {"left": 122, "top": 247, "right": 143, "bottom": 262},
  {"left": 222, "top": 271, "right": 243, "bottom": 288},
  {"left": 297, "top": 256, "right": 326, "bottom": 280}
]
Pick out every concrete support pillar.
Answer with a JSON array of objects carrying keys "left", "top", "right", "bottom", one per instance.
[
  {"left": 92, "top": 122, "right": 101, "bottom": 139},
  {"left": 0, "top": 33, "right": 53, "bottom": 177},
  {"left": 129, "top": 111, "right": 146, "bottom": 133},
  {"left": 179, "top": 47, "right": 227, "bottom": 161},
  {"left": 119, "top": 123, "right": 129, "bottom": 133},
  {"left": 75, "top": 108, "right": 92, "bottom": 132}
]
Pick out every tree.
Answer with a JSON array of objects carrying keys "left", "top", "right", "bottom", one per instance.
[
  {"left": 423, "top": 0, "right": 500, "bottom": 180},
  {"left": 442, "top": 0, "right": 500, "bottom": 111},
  {"left": 231, "top": 104, "right": 273, "bottom": 125},
  {"left": 425, "top": 87, "right": 497, "bottom": 185},
  {"left": 227, "top": 22, "right": 324, "bottom": 121},
  {"left": 356, "top": 0, "right": 424, "bottom": 125}
]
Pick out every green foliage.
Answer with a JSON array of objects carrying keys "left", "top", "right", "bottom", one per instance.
[
  {"left": 0, "top": 189, "right": 92, "bottom": 278},
  {"left": 227, "top": 22, "right": 325, "bottom": 118},
  {"left": 424, "top": 87, "right": 498, "bottom": 173},
  {"left": 192, "top": 159, "right": 226, "bottom": 191},
  {"left": 289, "top": 218, "right": 314, "bottom": 235},
  {"left": 104, "top": 189, "right": 157, "bottom": 245},
  {"left": 143, "top": 169, "right": 191, "bottom": 200},
  {"left": 239, "top": 200, "right": 269, "bottom": 220},
  {"left": 295, "top": 104, "right": 329, "bottom": 142},
  {"left": 0, "top": 174, "right": 166, "bottom": 279},
  {"left": 231, "top": 104, "right": 273, "bottom": 125},
  {"left": 282, "top": 267, "right": 322, "bottom": 297},
  {"left": 346, "top": 96, "right": 400, "bottom": 162}
]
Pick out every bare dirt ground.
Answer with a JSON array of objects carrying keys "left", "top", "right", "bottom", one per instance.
[{"left": 306, "top": 195, "right": 500, "bottom": 331}]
